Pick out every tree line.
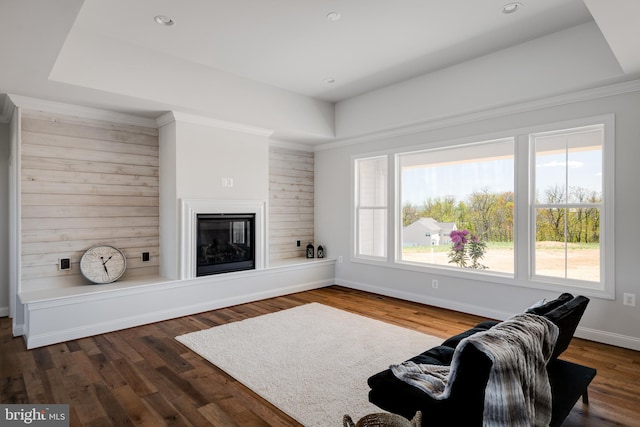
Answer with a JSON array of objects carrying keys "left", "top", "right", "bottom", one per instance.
[{"left": 403, "top": 186, "right": 600, "bottom": 243}]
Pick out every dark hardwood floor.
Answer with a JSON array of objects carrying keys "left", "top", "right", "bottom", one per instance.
[{"left": 1, "top": 286, "right": 639, "bottom": 426}]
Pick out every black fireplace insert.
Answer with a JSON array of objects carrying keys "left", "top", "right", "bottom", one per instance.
[{"left": 196, "top": 213, "right": 255, "bottom": 276}]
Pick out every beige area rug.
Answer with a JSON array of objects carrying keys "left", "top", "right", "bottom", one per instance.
[{"left": 176, "top": 303, "right": 442, "bottom": 427}]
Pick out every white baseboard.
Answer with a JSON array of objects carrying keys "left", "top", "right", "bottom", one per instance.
[
  {"left": 337, "top": 278, "right": 640, "bottom": 352},
  {"left": 0, "top": 306, "right": 8, "bottom": 317},
  {"left": 13, "top": 323, "right": 24, "bottom": 337},
  {"left": 574, "top": 327, "right": 640, "bottom": 352},
  {"left": 337, "top": 278, "right": 513, "bottom": 321}
]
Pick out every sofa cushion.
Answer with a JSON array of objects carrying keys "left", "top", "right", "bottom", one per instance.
[
  {"left": 526, "top": 293, "right": 574, "bottom": 316},
  {"left": 409, "top": 345, "right": 455, "bottom": 365},
  {"left": 544, "top": 295, "right": 589, "bottom": 359},
  {"left": 441, "top": 321, "right": 498, "bottom": 349},
  {"left": 368, "top": 342, "right": 492, "bottom": 424}
]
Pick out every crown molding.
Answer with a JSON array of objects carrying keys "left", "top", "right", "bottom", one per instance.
[
  {"left": 157, "top": 111, "right": 274, "bottom": 137},
  {"left": 317, "top": 79, "right": 640, "bottom": 151},
  {"left": 268, "top": 138, "right": 316, "bottom": 152},
  {"left": 0, "top": 95, "right": 15, "bottom": 124},
  {"left": 7, "top": 94, "right": 158, "bottom": 128}
]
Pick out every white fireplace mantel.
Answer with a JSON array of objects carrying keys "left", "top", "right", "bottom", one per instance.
[{"left": 179, "top": 199, "right": 266, "bottom": 280}]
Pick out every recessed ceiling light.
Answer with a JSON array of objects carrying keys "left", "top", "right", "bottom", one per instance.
[
  {"left": 502, "top": 2, "right": 523, "bottom": 14},
  {"left": 326, "top": 12, "right": 341, "bottom": 22},
  {"left": 323, "top": 78, "right": 336, "bottom": 84},
  {"left": 154, "top": 15, "right": 175, "bottom": 26}
]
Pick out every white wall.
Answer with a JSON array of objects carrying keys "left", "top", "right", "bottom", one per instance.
[
  {"left": 51, "top": 28, "right": 334, "bottom": 142},
  {"left": 316, "top": 87, "right": 640, "bottom": 351},
  {"left": 335, "top": 22, "right": 624, "bottom": 140},
  {"left": 318, "top": 21, "right": 640, "bottom": 350},
  {"left": 174, "top": 121, "right": 269, "bottom": 201},
  {"left": 159, "top": 114, "right": 270, "bottom": 280},
  {"left": 0, "top": 122, "right": 9, "bottom": 316}
]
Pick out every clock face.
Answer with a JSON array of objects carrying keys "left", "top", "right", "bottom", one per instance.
[{"left": 80, "top": 245, "right": 127, "bottom": 284}]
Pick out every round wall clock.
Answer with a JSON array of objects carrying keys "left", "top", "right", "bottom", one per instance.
[{"left": 80, "top": 245, "right": 127, "bottom": 284}]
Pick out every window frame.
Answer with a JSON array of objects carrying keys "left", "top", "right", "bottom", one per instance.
[
  {"left": 353, "top": 154, "right": 390, "bottom": 262},
  {"left": 351, "top": 115, "right": 615, "bottom": 299},
  {"left": 526, "top": 119, "right": 614, "bottom": 296},
  {"left": 396, "top": 137, "right": 516, "bottom": 274}
]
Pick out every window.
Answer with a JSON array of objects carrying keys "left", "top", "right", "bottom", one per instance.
[
  {"left": 354, "top": 156, "right": 388, "bottom": 259},
  {"left": 352, "top": 116, "right": 613, "bottom": 296},
  {"left": 398, "top": 139, "right": 515, "bottom": 274},
  {"left": 531, "top": 125, "right": 604, "bottom": 284}
]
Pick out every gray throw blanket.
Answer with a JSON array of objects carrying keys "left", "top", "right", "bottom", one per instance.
[{"left": 391, "top": 313, "right": 559, "bottom": 427}]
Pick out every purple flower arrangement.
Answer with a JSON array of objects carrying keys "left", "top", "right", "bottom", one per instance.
[{"left": 448, "top": 230, "right": 487, "bottom": 269}]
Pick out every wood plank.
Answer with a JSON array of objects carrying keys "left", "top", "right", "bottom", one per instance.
[
  {"left": 269, "top": 146, "right": 315, "bottom": 261},
  {"left": 22, "top": 206, "right": 159, "bottom": 219},
  {"left": 22, "top": 216, "right": 159, "bottom": 231},
  {"left": 270, "top": 152, "right": 314, "bottom": 165},
  {"left": 269, "top": 220, "right": 314, "bottom": 230},
  {"left": 21, "top": 113, "right": 158, "bottom": 139},
  {"left": 22, "top": 143, "right": 158, "bottom": 167},
  {"left": 198, "top": 401, "right": 242, "bottom": 427},
  {"left": 269, "top": 213, "right": 314, "bottom": 223},
  {"left": 142, "top": 392, "right": 192, "bottom": 427},
  {"left": 269, "top": 206, "right": 314, "bottom": 215},
  {"left": 269, "top": 174, "right": 314, "bottom": 186},
  {"left": 140, "top": 336, "right": 194, "bottom": 374},
  {"left": 0, "top": 375, "right": 28, "bottom": 403},
  {"left": 22, "top": 168, "right": 158, "bottom": 188},
  {"left": 63, "top": 380, "right": 109, "bottom": 425},
  {"left": 88, "top": 353, "right": 128, "bottom": 389},
  {"left": 111, "top": 359, "right": 157, "bottom": 397},
  {"left": 268, "top": 167, "right": 314, "bottom": 179},
  {"left": 110, "top": 384, "right": 165, "bottom": 426},
  {"left": 268, "top": 182, "right": 314, "bottom": 193},
  {"left": 22, "top": 131, "right": 159, "bottom": 157},
  {"left": 22, "top": 370, "right": 48, "bottom": 404},
  {"left": 19, "top": 112, "right": 160, "bottom": 294},
  {"left": 269, "top": 190, "right": 314, "bottom": 200},
  {"left": 22, "top": 227, "right": 159, "bottom": 244},
  {"left": 21, "top": 157, "right": 159, "bottom": 178},
  {"left": 93, "top": 383, "right": 137, "bottom": 426},
  {"left": 22, "top": 242, "right": 158, "bottom": 266},
  {"left": 21, "top": 181, "right": 160, "bottom": 197}
]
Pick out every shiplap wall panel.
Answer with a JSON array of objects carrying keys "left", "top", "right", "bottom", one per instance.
[
  {"left": 20, "top": 111, "right": 159, "bottom": 290},
  {"left": 22, "top": 194, "right": 159, "bottom": 207},
  {"left": 269, "top": 146, "right": 314, "bottom": 261},
  {"left": 21, "top": 157, "right": 158, "bottom": 176}
]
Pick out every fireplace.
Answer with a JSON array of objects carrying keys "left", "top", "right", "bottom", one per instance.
[
  {"left": 196, "top": 213, "right": 255, "bottom": 276},
  {"left": 179, "top": 199, "right": 265, "bottom": 280}
]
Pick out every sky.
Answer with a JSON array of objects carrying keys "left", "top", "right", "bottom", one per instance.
[{"left": 401, "top": 149, "right": 602, "bottom": 206}]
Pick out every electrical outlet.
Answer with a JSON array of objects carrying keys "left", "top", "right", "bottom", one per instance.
[
  {"left": 297, "top": 240, "right": 301, "bottom": 247},
  {"left": 142, "top": 252, "right": 150, "bottom": 262},
  {"left": 623, "top": 293, "right": 636, "bottom": 307},
  {"left": 58, "top": 258, "right": 71, "bottom": 271},
  {"left": 338, "top": 256, "right": 343, "bottom": 263},
  {"left": 432, "top": 279, "right": 439, "bottom": 289}
]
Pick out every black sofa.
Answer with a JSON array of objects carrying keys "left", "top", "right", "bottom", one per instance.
[{"left": 368, "top": 293, "right": 596, "bottom": 426}]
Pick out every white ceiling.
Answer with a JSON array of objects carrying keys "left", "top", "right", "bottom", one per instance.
[
  {"left": 1, "top": 0, "right": 639, "bottom": 141},
  {"left": 60, "top": 0, "right": 594, "bottom": 102}
]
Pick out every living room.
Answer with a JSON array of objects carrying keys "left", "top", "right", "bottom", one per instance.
[{"left": 1, "top": 0, "right": 640, "bottom": 425}]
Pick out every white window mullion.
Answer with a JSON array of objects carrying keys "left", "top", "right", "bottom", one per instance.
[{"left": 516, "top": 134, "right": 531, "bottom": 281}]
